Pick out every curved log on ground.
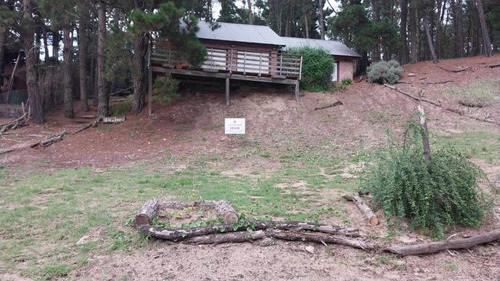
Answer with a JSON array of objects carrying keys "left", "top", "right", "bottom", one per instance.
[
  {"left": 139, "top": 220, "right": 359, "bottom": 241},
  {"left": 267, "top": 229, "right": 374, "bottom": 250},
  {"left": 384, "top": 229, "right": 500, "bottom": 256},
  {"left": 183, "top": 230, "right": 266, "bottom": 245}
]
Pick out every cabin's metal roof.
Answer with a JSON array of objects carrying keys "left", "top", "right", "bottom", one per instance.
[
  {"left": 280, "top": 37, "right": 361, "bottom": 58},
  {"left": 196, "top": 21, "right": 286, "bottom": 46}
]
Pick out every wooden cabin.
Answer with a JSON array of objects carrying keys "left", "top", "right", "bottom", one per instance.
[
  {"left": 149, "top": 22, "right": 302, "bottom": 107},
  {"left": 280, "top": 37, "right": 361, "bottom": 82}
]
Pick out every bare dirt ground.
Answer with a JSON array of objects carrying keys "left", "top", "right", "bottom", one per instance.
[{"left": 1, "top": 54, "right": 500, "bottom": 280}]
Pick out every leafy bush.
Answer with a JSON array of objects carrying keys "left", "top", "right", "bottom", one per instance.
[
  {"left": 341, "top": 78, "right": 354, "bottom": 85},
  {"left": 367, "top": 60, "right": 403, "bottom": 85},
  {"left": 288, "top": 47, "right": 335, "bottom": 91},
  {"left": 363, "top": 121, "right": 488, "bottom": 238},
  {"left": 154, "top": 74, "right": 180, "bottom": 104}
]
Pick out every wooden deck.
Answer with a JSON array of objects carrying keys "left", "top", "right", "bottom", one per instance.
[{"left": 148, "top": 44, "right": 302, "bottom": 107}]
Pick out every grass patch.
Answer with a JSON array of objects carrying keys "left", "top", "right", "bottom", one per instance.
[
  {"left": 443, "top": 78, "right": 500, "bottom": 107},
  {"left": 433, "top": 131, "right": 500, "bottom": 164}
]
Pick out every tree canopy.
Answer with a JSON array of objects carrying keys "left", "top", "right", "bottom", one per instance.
[{"left": 0, "top": 0, "right": 497, "bottom": 122}]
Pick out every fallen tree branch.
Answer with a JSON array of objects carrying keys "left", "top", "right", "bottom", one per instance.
[
  {"left": 343, "top": 195, "right": 379, "bottom": 226},
  {"left": 421, "top": 80, "right": 453, "bottom": 85},
  {"left": 384, "top": 229, "right": 500, "bottom": 256},
  {"left": 30, "top": 130, "right": 68, "bottom": 148},
  {"left": 436, "top": 65, "right": 471, "bottom": 73},
  {"left": 0, "top": 112, "right": 29, "bottom": 135},
  {"left": 183, "top": 230, "right": 266, "bottom": 245},
  {"left": 267, "top": 229, "right": 374, "bottom": 250},
  {"left": 314, "top": 101, "right": 343, "bottom": 110},
  {"left": 74, "top": 118, "right": 102, "bottom": 134},
  {"left": 458, "top": 100, "right": 485, "bottom": 108},
  {"left": 139, "top": 220, "right": 359, "bottom": 241},
  {"left": 383, "top": 84, "right": 441, "bottom": 106},
  {"left": 384, "top": 84, "right": 500, "bottom": 126},
  {"left": 488, "top": 64, "right": 500, "bottom": 68}
]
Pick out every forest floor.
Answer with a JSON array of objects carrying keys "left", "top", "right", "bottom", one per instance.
[{"left": 1, "top": 54, "right": 500, "bottom": 281}]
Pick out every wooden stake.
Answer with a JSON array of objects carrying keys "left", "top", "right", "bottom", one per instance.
[
  {"left": 225, "top": 76, "right": 230, "bottom": 106},
  {"left": 417, "top": 105, "right": 431, "bottom": 162}
]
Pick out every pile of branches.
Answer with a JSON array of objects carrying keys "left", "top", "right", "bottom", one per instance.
[
  {"left": 134, "top": 199, "right": 500, "bottom": 256},
  {"left": 0, "top": 107, "right": 30, "bottom": 135},
  {"left": 134, "top": 199, "right": 372, "bottom": 250}
]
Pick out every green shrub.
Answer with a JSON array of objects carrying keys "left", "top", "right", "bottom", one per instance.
[
  {"left": 288, "top": 47, "right": 335, "bottom": 91},
  {"left": 154, "top": 74, "right": 180, "bottom": 104},
  {"left": 341, "top": 78, "right": 353, "bottom": 85},
  {"left": 367, "top": 60, "right": 403, "bottom": 85},
  {"left": 363, "top": 121, "right": 488, "bottom": 238},
  {"left": 109, "top": 95, "right": 133, "bottom": 116}
]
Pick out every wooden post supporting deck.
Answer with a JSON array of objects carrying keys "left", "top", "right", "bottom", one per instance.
[
  {"left": 225, "top": 76, "right": 230, "bottom": 106},
  {"left": 294, "top": 80, "right": 300, "bottom": 101}
]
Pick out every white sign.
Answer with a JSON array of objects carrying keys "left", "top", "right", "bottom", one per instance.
[{"left": 225, "top": 118, "right": 246, "bottom": 134}]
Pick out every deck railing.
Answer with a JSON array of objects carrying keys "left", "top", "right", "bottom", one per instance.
[{"left": 151, "top": 44, "right": 302, "bottom": 80}]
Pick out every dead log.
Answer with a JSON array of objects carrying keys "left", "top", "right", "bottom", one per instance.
[
  {"left": 139, "top": 220, "right": 359, "bottom": 241},
  {"left": 488, "top": 64, "right": 500, "bottom": 68},
  {"left": 314, "top": 101, "right": 343, "bottom": 110},
  {"left": 421, "top": 80, "right": 453, "bottom": 85},
  {"left": 436, "top": 65, "right": 472, "bottom": 73},
  {"left": 30, "top": 130, "right": 68, "bottom": 148},
  {"left": 102, "top": 116, "right": 125, "bottom": 124},
  {"left": 74, "top": 118, "right": 102, "bottom": 134},
  {"left": 458, "top": 100, "right": 485, "bottom": 108},
  {"left": 183, "top": 230, "right": 266, "bottom": 245},
  {"left": 215, "top": 200, "right": 238, "bottom": 224},
  {"left": 384, "top": 229, "right": 500, "bottom": 256},
  {"left": 384, "top": 84, "right": 500, "bottom": 126},
  {"left": 342, "top": 195, "right": 379, "bottom": 226},
  {"left": 0, "top": 112, "right": 30, "bottom": 135},
  {"left": 383, "top": 84, "right": 441, "bottom": 106},
  {"left": 134, "top": 199, "right": 159, "bottom": 227},
  {"left": 267, "top": 229, "right": 374, "bottom": 250},
  {"left": 417, "top": 105, "right": 431, "bottom": 162}
]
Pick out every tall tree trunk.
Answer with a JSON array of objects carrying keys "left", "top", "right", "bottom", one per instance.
[
  {"left": 399, "top": 0, "right": 409, "bottom": 64},
  {"left": 409, "top": 2, "right": 418, "bottom": 63},
  {"left": 304, "top": 14, "right": 309, "bottom": 38},
  {"left": 372, "top": 0, "right": 381, "bottom": 62},
  {"left": 425, "top": 21, "right": 439, "bottom": 63},
  {"left": 79, "top": 16, "right": 89, "bottom": 112},
  {"left": 133, "top": 33, "right": 146, "bottom": 114},
  {"left": 247, "top": 0, "right": 253, "bottom": 25},
  {"left": 97, "top": 0, "right": 107, "bottom": 117},
  {"left": 319, "top": 0, "right": 325, "bottom": 40},
  {"left": 52, "top": 29, "right": 60, "bottom": 62},
  {"left": 0, "top": 27, "right": 6, "bottom": 79},
  {"left": 451, "top": 0, "right": 465, "bottom": 57},
  {"left": 476, "top": 0, "right": 492, "bottom": 56},
  {"left": 22, "top": 0, "right": 45, "bottom": 124},
  {"left": 42, "top": 24, "right": 50, "bottom": 63},
  {"left": 63, "top": 26, "right": 73, "bottom": 118}
]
